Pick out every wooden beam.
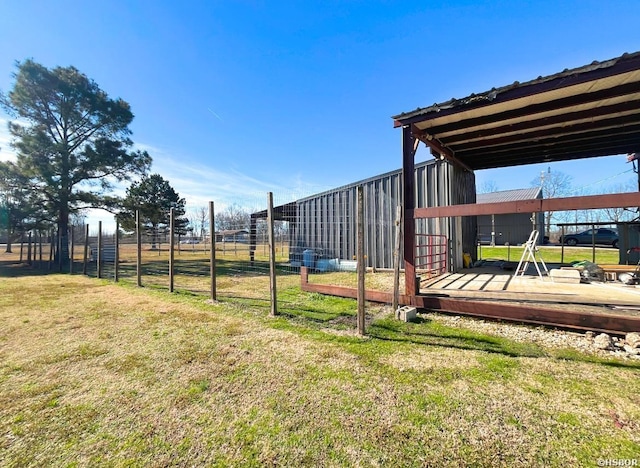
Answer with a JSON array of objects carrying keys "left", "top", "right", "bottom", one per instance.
[
  {"left": 455, "top": 123, "right": 640, "bottom": 159},
  {"left": 452, "top": 115, "right": 640, "bottom": 153},
  {"left": 440, "top": 99, "right": 640, "bottom": 145},
  {"left": 267, "top": 192, "right": 277, "bottom": 316},
  {"left": 414, "top": 192, "right": 640, "bottom": 219},
  {"left": 411, "top": 125, "right": 473, "bottom": 172},
  {"left": 396, "top": 79, "right": 640, "bottom": 129},
  {"left": 357, "top": 186, "right": 365, "bottom": 335},
  {"left": 402, "top": 126, "right": 416, "bottom": 299},
  {"left": 462, "top": 142, "right": 640, "bottom": 170}
]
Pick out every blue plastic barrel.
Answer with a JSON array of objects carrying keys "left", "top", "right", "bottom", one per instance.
[{"left": 302, "top": 249, "right": 316, "bottom": 268}]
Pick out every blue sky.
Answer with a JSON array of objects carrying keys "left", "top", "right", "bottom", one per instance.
[{"left": 1, "top": 0, "right": 640, "bottom": 227}]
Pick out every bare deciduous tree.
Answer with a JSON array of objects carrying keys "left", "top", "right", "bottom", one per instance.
[
  {"left": 531, "top": 170, "right": 573, "bottom": 235},
  {"left": 216, "top": 204, "right": 250, "bottom": 231},
  {"left": 477, "top": 180, "right": 499, "bottom": 194}
]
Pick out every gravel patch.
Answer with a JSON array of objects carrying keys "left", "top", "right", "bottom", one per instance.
[{"left": 421, "top": 311, "right": 640, "bottom": 360}]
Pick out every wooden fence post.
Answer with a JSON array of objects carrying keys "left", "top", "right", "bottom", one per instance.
[
  {"left": 31, "top": 233, "right": 37, "bottom": 268},
  {"left": 267, "top": 192, "right": 277, "bottom": 316},
  {"left": 357, "top": 186, "right": 366, "bottom": 336},
  {"left": 32, "top": 232, "right": 38, "bottom": 268},
  {"left": 70, "top": 228, "right": 75, "bottom": 274},
  {"left": 19, "top": 233, "right": 24, "bottom": 263},
  {"left": 136, "top": 210, "right": 142, "bottom": 287},
  {"left": 83, "top": 224, "right": 89, "bottom": 275},
  {"left": 209, "top": 201, "right": 216, "bottom": 301},
  {"left": 97, "top": 221, "right": 102, "bottom": 279},
  {"left": 27, "top": 232, "right": 32, "bottom": 266},
  {"left": 114, "top": 220, "right": 119, "bottom": 282},
  {"left": 392, "top": 205, "right": 402, "bottom": 315},
  {"left": 38, "top": 231, "right": 43, "bottom": 267},
  {"left": 58, "top": 229, "right": 63, "bottom": 272},
  {"left": 48, "top": 230, "right": 54, "bottom": 271},
  {"left": 34, "top": 232, "right": 40, "bottom": 267},
  {"left": 169, "top": 208, "right": 175, "bottom": 292}
]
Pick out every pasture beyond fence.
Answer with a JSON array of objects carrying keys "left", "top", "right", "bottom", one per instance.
[
  {"left": 7, "top": 190, "right": 638, "bottom": 336},
  {"left": 9, "top": 192, "right": 373, "bottom": 334}
]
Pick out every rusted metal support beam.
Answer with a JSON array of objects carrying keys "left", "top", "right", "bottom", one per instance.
[
  {"left": 299, "top": 269, "right": 640, "bottom": 335},
  {"left": 414, "top": 192, "right": 640, "bottom": 219},
  {"left": 402, "top": 126, "right": 417, "bottom": 299},
  {"left": 411, "top": 124, "right": 473, "bottom": 173}
]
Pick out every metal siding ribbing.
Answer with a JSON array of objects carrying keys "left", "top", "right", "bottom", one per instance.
[
  {"left": 455, "top": 168, "right": 478, "bottom": 267},
  {"left": 294, "top": 160, "right": 476, "bottom": 269},
  {"left": 477, "top": 213, "right": 535, "bottom": 245}
]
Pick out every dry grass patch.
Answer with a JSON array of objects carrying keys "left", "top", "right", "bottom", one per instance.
[{"left": 0, "top": 269, "right": 639, "bottom": 466}]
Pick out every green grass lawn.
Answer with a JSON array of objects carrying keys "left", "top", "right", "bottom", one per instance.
[
  {"left": 1, "top": 262, "right": 639, "bottom": 466},
  {"left": 477, "top": 245, "right": 622, "bottom": 265}
]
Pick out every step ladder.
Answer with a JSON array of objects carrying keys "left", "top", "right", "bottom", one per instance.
[{"left": 514, "top": 230, "right": 550, "bottom": 280}]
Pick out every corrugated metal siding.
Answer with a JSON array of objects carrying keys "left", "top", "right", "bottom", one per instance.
[
  {"left": 477, "top": 213, "right": 544, "bottom": 245},
  {"left": 476, "top": 189, "right": 544, "bottom": 245},
  {"left": 294, "top": 160, "right": 476, "bottom": 270}
]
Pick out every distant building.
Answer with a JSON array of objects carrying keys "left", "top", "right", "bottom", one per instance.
[
  {"left": 476, "top": 188, "right": 544, "bottom": 246},
  {"left": 251, "top": 169, "right": 546, "bottom": 271},
  {"left": 215, "top": 229, "right": 249, "bottom": 243},
  {"left": 287, "top": 159, "right": 476, "bottom": 271}
]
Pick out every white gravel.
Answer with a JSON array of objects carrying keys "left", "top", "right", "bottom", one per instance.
[{"left": 420, "top": 311, "right": 640, "bottom": 360}]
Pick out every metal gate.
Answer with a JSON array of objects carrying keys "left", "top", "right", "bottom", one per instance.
[{"left": 415, "top": 234, "right": 447, "bottom": 279}]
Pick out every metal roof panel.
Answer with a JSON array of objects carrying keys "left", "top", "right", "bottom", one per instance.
[
  {"left": 393, "top": 51, "right": 640, "bottom": 170},
  {"left": 476, "top": 187, "right": 542, "bottom": 203}
]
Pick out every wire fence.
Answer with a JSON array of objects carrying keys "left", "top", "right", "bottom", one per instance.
[
  {"left": 6, "top": 189, "right": 395, "bottom": 327},
  {"left": 7, "top": 195, "right": 640, "bottom": 308}
]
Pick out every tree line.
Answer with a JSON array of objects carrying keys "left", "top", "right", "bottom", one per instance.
[{"left": 0, "top": 60, "right": 271, "bottom": 259}]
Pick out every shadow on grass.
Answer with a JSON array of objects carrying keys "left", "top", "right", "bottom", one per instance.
[
  {"left": 218, "top": 291, "right": 355, "bottom": 324},
  {"left": 3, "top": 259, "right": 638, "bottom": 369},
  {"left": 0, "top": 260, "right": 62, "bottom": 278},
  {"left": 369, "top": 318, "right": 640, "bottom": 369},
  {"left": 0, "top": 257, "right": 295, "bottom": 280},
  {"left": 368, "top": 318, "right": 547, "bottom": 358},
  {"left": 224, "top": 293, "right": 640, "bottom": 368},
  {"left": 219, "top": 293, "right": 547, "bottom": 359}
]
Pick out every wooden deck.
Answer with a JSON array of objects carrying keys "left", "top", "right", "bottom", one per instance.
[
  {"left": 300, "top": 266, "right": 640, "bottom": 334},
  {"left": 420, "top": 264, "right": 640, "bottom": 311}
]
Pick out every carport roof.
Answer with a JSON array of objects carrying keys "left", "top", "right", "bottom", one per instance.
[
  {"left": 476, "top": 187, "right": 542, "bottom": 203},
  {"left": 393, "top": 51, "right": 640, "bottom": 170}
]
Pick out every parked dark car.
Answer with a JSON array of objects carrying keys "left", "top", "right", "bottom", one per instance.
[{"left": 559, "top": 228, "right": 618, "bottom": 248}]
